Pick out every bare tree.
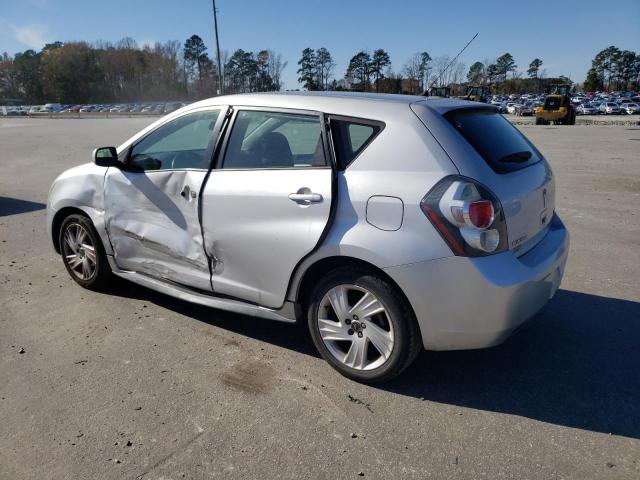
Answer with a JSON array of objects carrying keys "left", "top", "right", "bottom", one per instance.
[
  {"left": 403, "top": 53, "right": 422, "bottom": 94},
  {"left": 267, "top": 49, "right": 287, "bottom": 90}
]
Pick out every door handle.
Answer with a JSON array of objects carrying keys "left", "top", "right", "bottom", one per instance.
[{"left": 288, "top": 192, "right": 323, "bottom": 203}]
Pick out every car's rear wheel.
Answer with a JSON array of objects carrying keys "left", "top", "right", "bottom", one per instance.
[
  {"left": 307, "top": 266, "right": 421, "bottom": 383},
  {"left": 59, "top": 214, "right": 111, "bottom": 290}
]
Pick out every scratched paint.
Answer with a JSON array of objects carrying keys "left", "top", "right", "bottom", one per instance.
[{"left": 103, "top": 168, "right": 212, "bottom": 291}]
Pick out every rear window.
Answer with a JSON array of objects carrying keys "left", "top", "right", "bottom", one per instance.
[
  {"left": 445, "top": 108, "right": 543, "bottom": 174},
  {"left": 330, "top": 117, "right": 383, "bottom": 170}
]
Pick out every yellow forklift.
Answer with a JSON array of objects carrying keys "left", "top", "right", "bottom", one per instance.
[
  {"left": 535, "top": 84, "right": 576, "bottom": 125},
  {"left": 464, "top": 85, "right": 489, "bottom": 103}
]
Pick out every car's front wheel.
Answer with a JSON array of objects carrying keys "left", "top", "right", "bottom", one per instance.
[
  {"left": 307, "top": 266, "right": 421, "bottom": 383},
  {"left": 59, "top": 213, "right": 111, "bottom": 290}
]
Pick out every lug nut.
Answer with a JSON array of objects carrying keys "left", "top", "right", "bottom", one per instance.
[
  {"left": 361, "top": 323, "right": 366, "bottom": 329},
  {"left": 348, "top": 329, "right": 354, "bottom": 336},
  {"left": 345, "top": 319, "right": 351, "bottom": 325},
  {"left": 353, "top": 315, "right": 359, "bottom": 320},
  {"left": 357, "top": 332, "right": 363, "bottom": 338}
]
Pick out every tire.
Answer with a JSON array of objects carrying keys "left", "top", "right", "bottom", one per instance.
[
  {"left": 307, "top": 266, "right": 422, "bottom": 383},
  {"left": 59, "top": 213, "right": 112, "bottom": 290}
]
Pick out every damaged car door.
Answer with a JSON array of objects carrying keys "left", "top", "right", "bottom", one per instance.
[
  {"left": 104, "top": 107, "right": 226, "bottom": 291},
  {"left": 201, "top": 108, "right": 333, "bottom": 308}
]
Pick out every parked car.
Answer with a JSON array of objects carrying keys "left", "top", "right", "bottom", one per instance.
[
  {"left": 46, "top": 93, "right": 569, "bottom": 382},
  {"left": 600, "top": 102, "right": 621, "bottom": 115},
  {"left": 514, "top": 102, "right": 534, "bottom": 116},
  {"left": 576, "top": 103, "right": 598, "bottom": 115},
  {"left": 621, "top": 103, "right": 640, "bottom": 114},
  {"left": 42, "top": 103, "right": 63, "bottom": 112}
]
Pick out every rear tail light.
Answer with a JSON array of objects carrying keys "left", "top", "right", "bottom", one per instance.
[{"left": 420, "top": 176, "right": 508, "bottom": 256}]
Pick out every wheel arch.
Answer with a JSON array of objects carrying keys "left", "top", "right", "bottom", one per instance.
[
  {"left": 51, "top": 206, "right": 110, "bottom": 254},
  {"left": 292, "top": 255, "right": 419, "bottom": 329}
]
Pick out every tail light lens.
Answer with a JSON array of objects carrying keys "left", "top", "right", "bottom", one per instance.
[{"left": 420, "top": 176, "right": 508, "bottom": 256}]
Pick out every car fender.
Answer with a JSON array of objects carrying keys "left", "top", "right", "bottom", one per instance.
[{"left": 47, "top": 162, "right": 112, "bottom": 254}]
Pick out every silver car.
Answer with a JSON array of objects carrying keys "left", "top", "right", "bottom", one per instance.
[
  {"left": 577, "top": 103, "right": 598, "bottom": 115},
  {"left": 46, "top": 92, "right": 569, "bottom": 382},
  {"left": 600, "top": 102, "right": 621, "bottom": 115},
  {"left": 621, "top": 103, "right": 640, "bottom": 114}
]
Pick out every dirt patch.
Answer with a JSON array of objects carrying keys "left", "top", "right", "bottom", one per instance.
[{"left": 221, "top": 359, "right": 276, "bottom": 394}]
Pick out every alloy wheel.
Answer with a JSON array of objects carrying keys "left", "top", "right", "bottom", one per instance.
[
  {"left": 62, "top": 222, "right": 97, "bottom": 281},
  {"left": 317, "top": 284, "right": 395, "bottom": 371}
]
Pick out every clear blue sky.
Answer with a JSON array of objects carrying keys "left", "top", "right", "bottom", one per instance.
[{"left": 1, "top": 0, "right": 638, "bottom": 89}]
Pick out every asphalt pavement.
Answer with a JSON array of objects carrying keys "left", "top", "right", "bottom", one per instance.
[{"left": 1, "top": 117, "right": 639, "bottom": 479}]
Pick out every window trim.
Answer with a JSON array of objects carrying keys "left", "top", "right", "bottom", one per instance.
[
  {"left": 214, "top": 106, "right": 332, "bottom": 171},
  {"left": 123, "top": 106, "right": 228, "bottom": 173},
  {"left": 326, "top": 115, "right": 385, "bottom": 171}
]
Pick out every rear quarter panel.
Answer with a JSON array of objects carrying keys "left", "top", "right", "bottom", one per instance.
[{"left": 288, "top": 107, "right": 459, "bottom": 301}]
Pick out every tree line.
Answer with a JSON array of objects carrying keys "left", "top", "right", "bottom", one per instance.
[
  {"left": 584, "top": 46, "right": 639, "bottom": 92},
  {"left": 2, "top": 38, "right": 638, "bottom": 104},
  {"left": 0, "top": 35, "right": 286, "bottom": 104}
]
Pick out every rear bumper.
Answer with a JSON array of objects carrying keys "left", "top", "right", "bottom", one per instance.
[{"left": 385, "top": 214, "right": 569, "bottom": 350}]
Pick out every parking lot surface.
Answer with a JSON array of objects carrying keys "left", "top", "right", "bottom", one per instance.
[{"left": 1, "top": 117, "right": 639, "bottom": 479}]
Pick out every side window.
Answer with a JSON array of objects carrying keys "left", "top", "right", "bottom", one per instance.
[
  {"left": 129, "top": 110, "right": 220, "bottom": 171},
  {"left": 330, "top": 118, "right": 383, "bottom": 170},
  {"left": 222, "top": 110, "right": 326, "bottom": 169}
]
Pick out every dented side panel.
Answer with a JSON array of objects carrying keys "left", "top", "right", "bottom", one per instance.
[
  {"left": 202, "top": 168, "right": 333, "bottom": 308},
  {"left": 103, "top": 168, "right": 212, "bottom": 291},
  {"left": 46, "top": 162, "right": 113, "bottom": 254}
]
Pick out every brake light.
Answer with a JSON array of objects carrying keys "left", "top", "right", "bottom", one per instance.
[
  {"left": 468, "top": 200, "right": 494, "bottom": 229},
  {"left": 420, "top": 176, "right": 508, "bottom": 256}
]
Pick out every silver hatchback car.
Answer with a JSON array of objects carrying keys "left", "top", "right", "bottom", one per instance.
[{"left": 47, "top": 92, "right": 569, "bottom": 382}]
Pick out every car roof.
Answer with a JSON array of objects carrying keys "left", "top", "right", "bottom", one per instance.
[{"left": 187, "top": 91, "right": 489, "bottom": 119}]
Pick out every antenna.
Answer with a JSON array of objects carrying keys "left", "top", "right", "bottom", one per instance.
[
  {"left": 426, "top": 32, "right": 478, "bottom": 92},
  {"left": 212, "top": 0, "right": 223, "bottom": 95}
]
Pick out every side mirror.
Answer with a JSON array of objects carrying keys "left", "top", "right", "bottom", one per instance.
[{"left": 93, "top": 146, "right": 122, "bottom": 168}]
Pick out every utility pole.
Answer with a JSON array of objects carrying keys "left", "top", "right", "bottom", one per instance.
[{"left": 212, "top": 0, "right": 223, "bottom": 95}]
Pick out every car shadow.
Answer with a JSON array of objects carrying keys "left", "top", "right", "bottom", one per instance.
[
  {"left": 103, "top": 280, "right": 319, "bottom": 357},
  {"left": 103, "top": 282, "right": 640, "bottom": 439},
  {"left": 0, "top": 196, "right": 46, "bottom": 217},
  {"left": 386, "top": 289, "right": 640, "bottom": 439}
]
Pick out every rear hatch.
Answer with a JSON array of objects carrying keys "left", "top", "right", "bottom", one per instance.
[{"left": 411, "top": 103, "right": 554, "bottom": 256}]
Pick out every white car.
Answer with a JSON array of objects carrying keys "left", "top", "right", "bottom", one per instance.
[
  {"left": 46, "top": 92, "right": 569, "bottom": 382},
  {"left": 620, "top": 103, "right": 640, "bottom": 114},
  {"left": 600, "top": 102, "right": 621, "bottom": 115},
  {"left": 577, "top": 103, "right": 598, "bottom": 115}
]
